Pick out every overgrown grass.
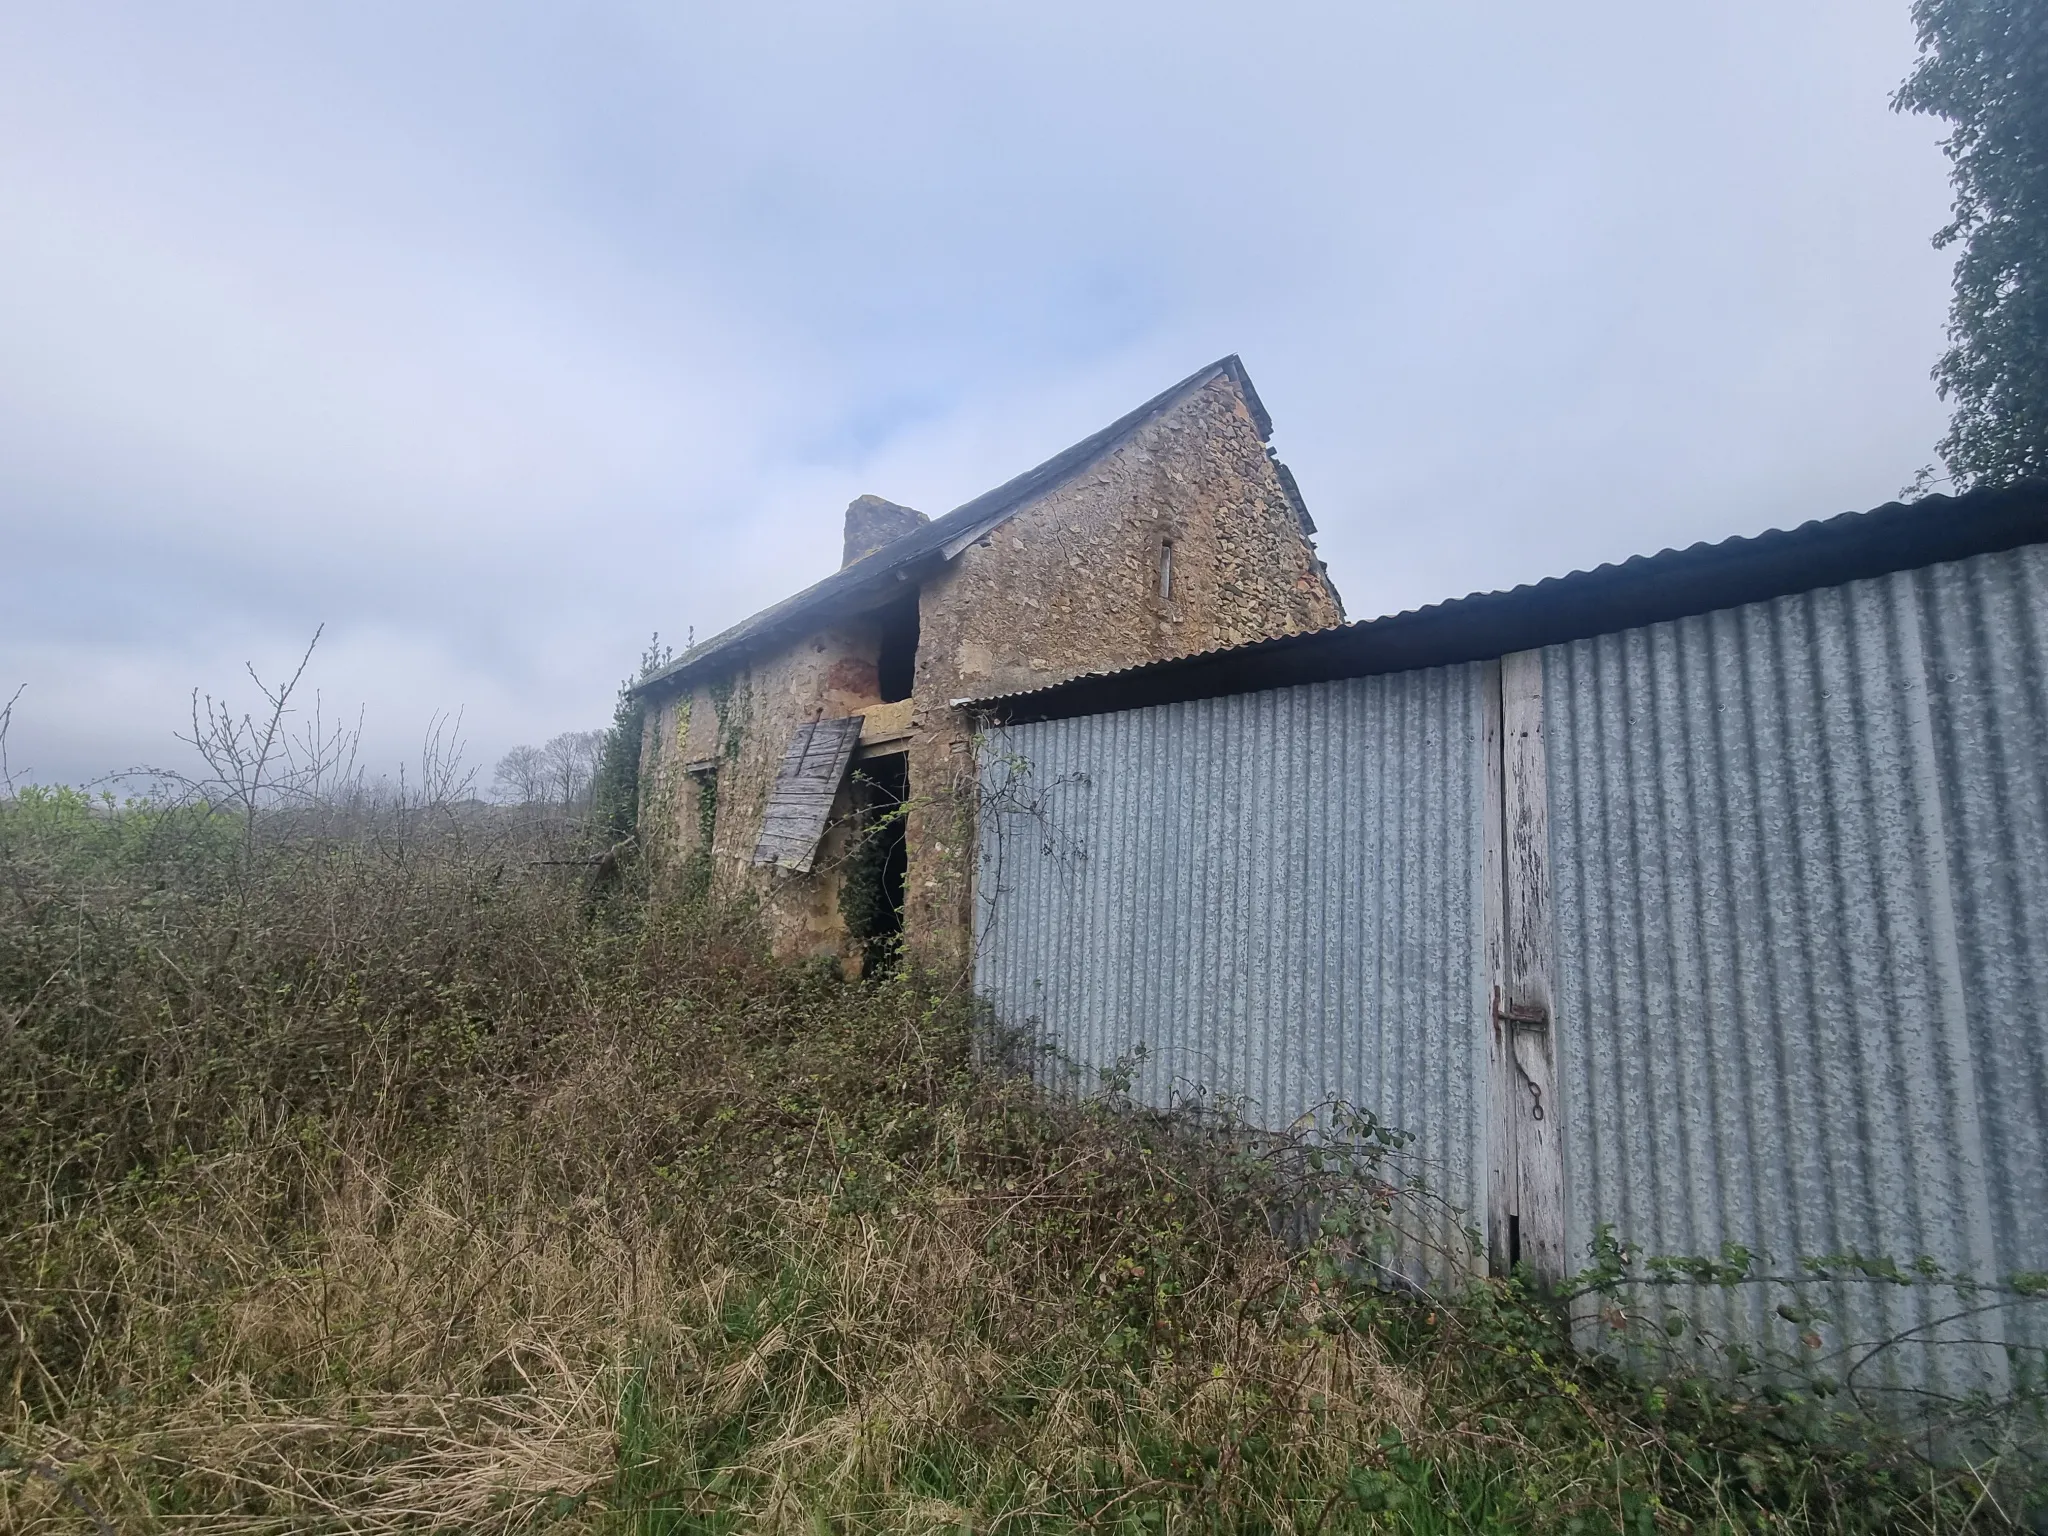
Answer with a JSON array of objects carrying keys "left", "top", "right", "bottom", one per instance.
[{"left": 0, "top": 790, "right": 2038, "bottom": 1532}]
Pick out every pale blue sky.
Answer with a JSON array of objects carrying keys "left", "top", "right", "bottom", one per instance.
[{"left": 1, "top": 2, "right": 1955, "bottom": 786}]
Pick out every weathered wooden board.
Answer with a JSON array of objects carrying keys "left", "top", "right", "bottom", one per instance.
[
  {"left": 1482, "top": 660, "right": 1515, "bottom": 1276},
  {"left": 751, "top": 716, "right": 865, "bottom": 873},
  {"left": 858, "top": 698, "right": 915, "bottom": 746},
  {"left": 1491, "top": 651, "right": 1566, "bottom": 1285}
]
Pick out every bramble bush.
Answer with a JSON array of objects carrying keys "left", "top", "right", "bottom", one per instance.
[{"left": 1, "top": 776, "right": 2040, "bottom": 1532}]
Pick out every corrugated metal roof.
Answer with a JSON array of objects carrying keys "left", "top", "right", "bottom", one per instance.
[
  {"left": 631, "top": 355, "right": 1275, "bottom": 701},
  {"left": 970, "top": 480, "right": 2048, "bottom": 724}
]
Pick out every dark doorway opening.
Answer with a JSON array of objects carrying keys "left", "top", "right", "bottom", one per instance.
[
  {"left": 876, "top": 593, "right": 920, "bottom": 703},
  {"left": 842, "top": 751, "right": 909, "bottom": 974}
]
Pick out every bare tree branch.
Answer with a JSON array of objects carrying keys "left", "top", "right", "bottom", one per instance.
[{"left": 0, "top": 683, "right": 25, "bottom": 798}]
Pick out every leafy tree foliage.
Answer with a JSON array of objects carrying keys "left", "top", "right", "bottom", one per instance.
[
  {"left": 1896, "top": 0, "right": 2048, "bottom": 487},
  {"left": 590, "top": 634, "right": 674, "bottom": 845}
]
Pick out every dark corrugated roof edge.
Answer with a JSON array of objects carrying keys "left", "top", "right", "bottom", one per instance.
[
  {"left": 969, "top": 479, "right": 2048, "bottom": 726},
  {"left": 631, "top": 355, "right": 1272, "bottom": 700}
]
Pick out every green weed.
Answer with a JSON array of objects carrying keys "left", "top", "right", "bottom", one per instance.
[{"left": 0, "top": 791, "right": 2036, "bottom": 1532}]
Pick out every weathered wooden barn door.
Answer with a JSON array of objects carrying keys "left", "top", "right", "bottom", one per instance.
[{"left": 1483, "top": 653, "right": 1566, "bottom": 1285}]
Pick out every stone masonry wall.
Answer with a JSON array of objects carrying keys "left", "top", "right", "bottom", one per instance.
[
  {"left": 642, "top": 368, "right": 1342, "bottom": 973},
  {"left": 900, "top": 371, "right": 1343, "bottom": 969},
  {"left": 918, "top": 372, "right": 1339, "bottom": 704},
  {"left": 644, "top": 613, "right": 899, "bottom": 960}
]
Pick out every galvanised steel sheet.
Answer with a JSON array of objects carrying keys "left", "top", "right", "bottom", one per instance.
[
  {"left": 975, "top": 667, "right": 1489, "bottom": 1280},
  {"left": 1544, "top": 545, "right": 2048, "bottom": 1406}
]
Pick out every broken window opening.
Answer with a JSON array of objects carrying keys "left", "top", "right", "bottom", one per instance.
[
  {"left": 876, "top": 593, "right": 920, "bottom": 703},
  {"left": 1158, "top": 540, "right": 1174, "bottom": 601}
]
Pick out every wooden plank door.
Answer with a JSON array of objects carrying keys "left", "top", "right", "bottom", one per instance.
[{"left": 1485, "top": 652, "right": 1566, "bottom": 1285}]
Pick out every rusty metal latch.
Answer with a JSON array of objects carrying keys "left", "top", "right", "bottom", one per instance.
[{"left": 1494, "top": 993, "right": 1550, "bottom": 1121}]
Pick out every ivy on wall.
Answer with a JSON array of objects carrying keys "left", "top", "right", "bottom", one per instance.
[{"left": 590, "top": 635, "right": 673, "bottom": 849}]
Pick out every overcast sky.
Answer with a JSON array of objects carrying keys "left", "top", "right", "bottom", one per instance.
[{"left": 1, "top": 2, "right": 1956, "bottom": 789}]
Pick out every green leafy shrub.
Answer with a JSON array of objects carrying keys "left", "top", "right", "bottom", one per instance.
[{"left": 0, "top": 790, "right": 2036, "bottom": 1532}]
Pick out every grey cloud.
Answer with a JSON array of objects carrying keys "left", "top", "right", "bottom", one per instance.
[{"left": 1, "top": 0, "right": 1954, "bottom": 787}]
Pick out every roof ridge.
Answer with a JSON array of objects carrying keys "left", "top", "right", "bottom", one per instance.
[{"left": 633, "top": 356, "right": 1257, "bottom": 697}]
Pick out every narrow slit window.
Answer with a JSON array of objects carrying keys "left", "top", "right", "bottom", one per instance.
[{"left": 1157, "top": 540, "right": 1174, "bottom": 601}]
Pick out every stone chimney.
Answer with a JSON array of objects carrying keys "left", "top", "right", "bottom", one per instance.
[{"left": 841, "top": 495, "right": 929, "bottom": 568}]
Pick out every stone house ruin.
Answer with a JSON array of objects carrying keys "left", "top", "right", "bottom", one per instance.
[{"left": 630, "top": 356, "right": 1344, "bottom": 971}]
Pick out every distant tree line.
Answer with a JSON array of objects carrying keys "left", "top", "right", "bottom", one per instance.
[
  {"left": 492, "top": 731, "right": 605, "bottom": 810},
  {"left": 493, "top": 636, "right": 674, "bottom": 845}
]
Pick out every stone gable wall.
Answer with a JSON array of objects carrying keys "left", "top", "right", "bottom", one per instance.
[
  {"left": 918, "top": 373, "right": 1340, "bottom": 705},
  {"left": 901, "top": 373, "right": 1342, "bottom": 967},
  {"left": 640, "top": 370, "right": 1343, "bottom": 970}
]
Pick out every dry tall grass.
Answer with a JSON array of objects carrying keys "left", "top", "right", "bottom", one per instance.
[{"left": 1, "top": 785, "right": 2037, "bottom": 1533}]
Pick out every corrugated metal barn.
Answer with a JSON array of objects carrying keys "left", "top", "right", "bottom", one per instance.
[{"left": 970, "top": 483, "right": 2048, "bottom": 1408}]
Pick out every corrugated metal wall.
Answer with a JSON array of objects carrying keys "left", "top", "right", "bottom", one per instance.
[
  {"left": 972, "top": 544, "right": 2048, "bottom": 1401},
  {"left": 1544, "top": 545, "right": 2048, "bottom": 1404},
  {"left": 976, "top": 668, "right": 1489, "bottom": 1278}
]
